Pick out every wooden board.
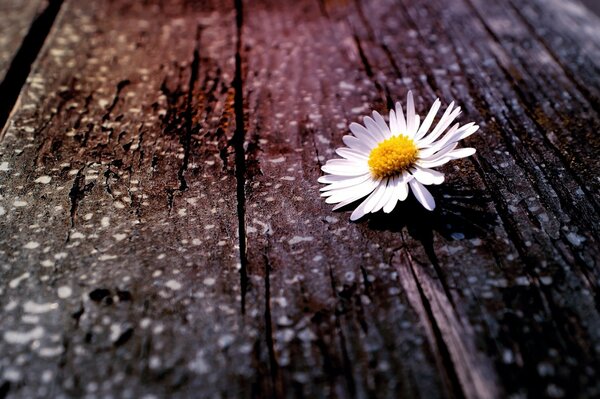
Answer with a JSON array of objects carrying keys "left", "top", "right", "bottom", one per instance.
[
  {"left": 0, "top": 0, "right": 599, "bottom": 398},
  {"left": 0, "top": 0, "right": 44, "bottom": 81}
]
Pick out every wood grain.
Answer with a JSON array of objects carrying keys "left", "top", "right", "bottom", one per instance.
[
  {"left": 0, "top": 0, "right": 44, "bottom": 81},
  {"left": 0, "top": 0, "right": 599, "bottom": 398}
]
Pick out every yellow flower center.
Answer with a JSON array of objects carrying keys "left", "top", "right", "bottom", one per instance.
[{"left": 368, "top": 135, "right": 418, "bottom": 179}]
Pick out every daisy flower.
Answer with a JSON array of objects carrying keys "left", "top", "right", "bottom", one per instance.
[{"left": 319, "top": 91, "right": 479, "bottom": 221}]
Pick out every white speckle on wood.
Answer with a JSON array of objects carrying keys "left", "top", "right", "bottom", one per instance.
[
  {"left": 13, "top": 200, "right": 28, "bottom": 207},
  {"left": 23, "top": 301, "right": 58, "bottom": 314},
  {"left": 165, "top": 280, "right": 182, "bottom": 290},
  {"left": 0, "top": 162, "right": 10, "bottom": 171},
  {"left": 23, "top": 241, "right": 40, "bottom": 249},
  {"left": 57, "top": 286, "right": 72, "bottom": 298},
  {"left": 203, "top": 278, "right": 216, "bottom": 286},
  {"left": 3, "top": 326, "right": 45, "bottom": 344},
  {"left": 269, "top": 156, "right": 286, "bottom": 163},
  {"left": 38, "top": 346, "right": 64, "bottom": 357},
  {"left": 34, "top": 176, "right": 52, "bottom": 184},
  {"left": 113, "top": 233, "right": 127, "bottom": 241},
  {"left": 288, "top": 236, "right": 314, "bottom": 245},
  {"left": 98, "top": 254, "right": 117, "bottom": 261},
  {"left": 9, "top": 272, "right": 30, "bottom": 288},
  {"left": 71, "top": 232, "right": 85, "bottom": 239}
]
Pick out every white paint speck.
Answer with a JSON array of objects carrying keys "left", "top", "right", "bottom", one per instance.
[
  {"left": 24, "top": 241, "right": 40, "bottom": 249},
  {"left": 288, "top": 236, "right": 314, "bottom": 245},
  {"left": 24, "top": 301, "right": 58, "bottom": 314},
  {"left": 203, "top": 278, "right": 216, "bottom": 286},
  {"left": 34, "top": 176, "right": 52, "bottom": 184},
  {"left": 13, "top": 200, "right": 27, "bottom": 207},
  {"left": 57, "top": 286, "right": 72, "bottom": 298},
  {"left": 4, "top": 326, "right": 45, "bottom": 344},
  {"left": 113, "top": 233, "right": 127, "bottom": 241},
  {"left": 165, "top": 280, "right": 182, "bottom": 290},
  {"left": 101, "top": 217, "right": 110, "bottom": 227},
  {"left": 188, "top": 353, "right": 209, "bottom": 374},
  {"left": 0, "top": 162, "right": 10, "bottom": 171},
  {"left": 98, "top": 254, "right": 117, "bottom": 261},
  {"left": 38, "top": 346, "right": 64, "bottom": 357},
  {"left": 9, "top": 272, "right": 30, "bottom": 288},
  {"left": 71, "top": 232, "right": 85, "bottom": 239},
  {"left": 269, "top": 156, "right": 286, "bottom": 163}
]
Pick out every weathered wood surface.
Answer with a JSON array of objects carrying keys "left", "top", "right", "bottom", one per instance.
[
  {"left": 0, "top": 0, "right": 599, "bottom": 398},
  {"left": 0, "top": 0, "right": 44, "bottom": 81}
]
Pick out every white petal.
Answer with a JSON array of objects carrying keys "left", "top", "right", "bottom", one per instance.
[
  {"left": 349, "top": 123, "right": 379, "bottom": 148},
  {"left": 420, "top": 142, "right": 458, "bottom": 162},
  {"left": 373, "top": 111, "right": 392, "bottom": 139},
  {"left": 325, "top": 178, "right": 379, "bottom": 204},
  {"left": 395, "top": 101, "right": 407, "bottom": 135},
  {"left": 321, "top": 162, "right": 369, "bottom": 176},
  {"left": 426, "top": 123, "right": 464, "bottom": 153},
  {"left": 410, "top": 166, "right": 445, "bottom": 185},
  {"left": 362, "top": 183, "right": 387, "bottom": 214},
  {"left": 343, "top": 135, "right": 372, "bottom": 153},
  {"left": 320, "top": 173, "right": 371, "bottom": 192},
  {"left": 416, "top": 158, "right": 451, "bottom": 168},
  {"left": 397, "top": 181, "right": 409, "bottom": 201},
  {"left": 324, "top": 158, "right": 363, "bottom": 167},
  {"left": 372, "top": 178, "right": 396, "bottom": 213},
  {"left": 413, "top": 114, "right": 421, "bottom": 136},
  {"left": 419, "top": 102, "right": 459, "bottom": 146},
  {"left": 349, "top": 199, "right": 369, "bottom": 221},
  {"left": 363, "top": 117, "right": 387, "bottom": 142},
  {"left": 350, "top": 186, "right": 382, "bottom": 221},
  {"left": 336, "top": 147, "right": 368, "bottom": 160},
  {"left": 389, "top": 110, "right": 399, "bottom": 136},
  {"left": 414, "top": 99, "right": 441, "bottom": 141},
  {"left": 418, "top": 124, "right": 460, "bottom": 157},
  {"left": 458, "top": 124, "right": 479, "bottom": 140},
  {"left": 447, "top": 147, "right": 476, "bottom": 159},
  {"left": 409, "top": 180, "right": 436, "bottom": 211},
  {"left": 319, "top": 173, "right": 360, "bottom": 184},
  {"left": 406, "top": 91, "right": 416, "bottom": 137},
  {"left": 383, "top": 176, "right": 401, "bottom": 213},
  {"left": 398, "top": 170, "right": 414, "bottom": 184}
]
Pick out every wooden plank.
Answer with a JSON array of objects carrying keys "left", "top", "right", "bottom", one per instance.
[
  {"left": 0, "top": 0, "right": 62, "bottom": 133},
  {"left": 0, "top": 0, "right": 599, "bottom": 398},
  {"left": 0, "top": 1, "right": 255, "bottom": 397},
  {"left": 0, "top": 0, "right": 44, "bottom": 82},
  {"left": 239, "top": 0, "right": 600, "bottom": 398}
]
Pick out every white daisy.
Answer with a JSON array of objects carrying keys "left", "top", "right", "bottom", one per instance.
[{"left": 319, "top": 91, "right": 479, "bottom": 221}]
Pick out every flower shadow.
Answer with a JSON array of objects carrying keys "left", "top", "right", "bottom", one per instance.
[{"left": 364, "top": 185, "right": 497, "bottom": 264}]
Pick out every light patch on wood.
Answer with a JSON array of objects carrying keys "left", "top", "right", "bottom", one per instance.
[{"left": 34, "top": 175, "right": 52, "bottom": 184}]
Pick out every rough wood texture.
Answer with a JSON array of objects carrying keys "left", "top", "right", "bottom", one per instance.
[
  {"left": 0, "top": 0, "right": 43, "bottom": 81},
  {"left": 0, "top": 0, "right": 599, "bottom": 398}
]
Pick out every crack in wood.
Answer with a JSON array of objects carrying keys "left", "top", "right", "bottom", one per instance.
[
  {"left": 233, "top": 0, "right": 250, "bottom": 315},
  {"left": 0, "top": 0, "right": 63, "bottom": 137}
]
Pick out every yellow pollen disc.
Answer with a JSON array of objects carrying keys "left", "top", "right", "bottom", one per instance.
[{"left": 368, "top": 135, "right": 418, "bottom": 179}]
